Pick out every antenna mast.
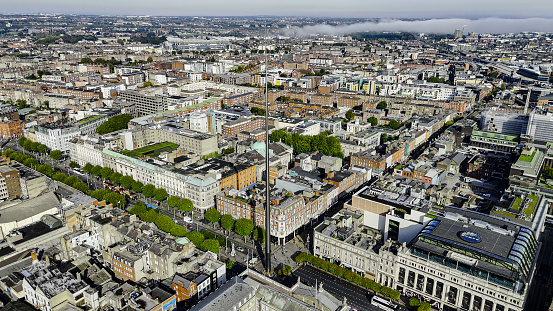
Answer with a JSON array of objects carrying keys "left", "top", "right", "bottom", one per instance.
[{"left": 264, "top": 21, "right": 272, "bottom": 273}]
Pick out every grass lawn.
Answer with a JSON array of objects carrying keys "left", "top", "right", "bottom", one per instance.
[
  {"left": 492, "top": 210, "right": 517, "bottom": 218},
  {"left": 122, "top": 142, "right": 178, "bottom": 158},
  {"left": 519, "top": 151, "right": 535, "bottom": 162},
  {"left": 523, "top": 195, "right": 539, "bottom": 219},
  {"left": 511, "top": 197, "right": 523, "bottom": 210}
]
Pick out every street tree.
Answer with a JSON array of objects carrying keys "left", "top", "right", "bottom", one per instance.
[
  {"left": 170, "top": 225, "right": 187, "bottom": 237},
  {"left": 143, "top": 184, "right": 156, "bottom": 198},
  {"left": 73, "top": 181, "right": 89, "bottom": 193},
  {"left": 154, "top": 215, "right": 175, "bottom": 232},
  {"left": 120, "top": 176, "right": 134, "bottom": 189},
  {"left": 37, "top": 144, "right": 48, "bottom": 154},
  {"left": 129, "top": 202, "right": 147, "bottom": 217},
  {"left": 109, "top": 172, "right": 123, "bottom": 184},
  {"left": 186, "top": 231, "right": 205, "bottom": 248},
  {"left": 141, "top": 209, "right": 159, "bottom": 223},
  {"left": 91, "top": 165, "right": 102, "bottom": 176},
  {"left": 235, "top": 218, "right": 254, "bottom": 242},
  {"left": 221, "top": 214, "right": 235, "bottom": 233},
  {"left": 52, "top": 172, "right": 68, "bottom": 182},
  {"left": 177, "top": 198, "right": 193, "bottom": 212},
  {"left": 167, "top": 196, "right": 180, "bottom": 208},
  {"left": 49, "top": 150, "right": 63, "bottom": 160},
  {"left": 153, "top": 188, "right": 168, "bottom": 202},
  {"left": 64, "top": 176, "right": 80, "bottom": 187},
  {"left": 132, "top": 180, "right": 144, "bottom": 193},
  {"left": 200, "top": 239, "right": 219, "bottom": 254},
  {"left": 99, "top": 167, "right": 113, "bottom": 179},
  {"left": 37, "top": 164, "right": 53, "bottom": 176},
  {"left": 205, "top": 209, "right": 222, "bottom": 227},
  {"left": 253, "top": 226, "right": 265, "bottom": 243}
]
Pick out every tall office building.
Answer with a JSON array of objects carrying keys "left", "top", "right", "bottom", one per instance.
[
  {"left": 527, "top": 109, "right": 553, "bottom": 143},
  {"left": 480, "top": 110, "right": 528, "bottom": 136},
  {"left": 454, "top": 29, "right": 463, "bottom": 40},
  {"left": 119, "top": 90, "right": 168, "bottom": 116}
]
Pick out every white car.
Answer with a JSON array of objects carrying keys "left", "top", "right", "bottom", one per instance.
[{"left": 183, "top": 216, "right": 192, "bottom": 223}]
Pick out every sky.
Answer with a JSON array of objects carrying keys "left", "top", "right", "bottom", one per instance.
[{"left": 2, "top": 0, "right": 553, "bottom": 18}]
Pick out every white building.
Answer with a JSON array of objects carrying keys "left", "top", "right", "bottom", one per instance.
[
  {"left": 68, "top": 137, "right": 105, "bottom": 167},
  {"left": 189, "top": 112, "right": 209, "bottom": 133},
  {"left": 35, "top": 124, "right": 81, "bottom": 152}
]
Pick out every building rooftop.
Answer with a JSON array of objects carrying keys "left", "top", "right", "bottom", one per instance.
[
  {"left": 410, "top": 207, "right": 538, "bottom": 284},
  {"left": 189, "top": 277, "right": 255, "bottom": 311},
  {"left": 0, "top": 192, "right": 59, "bottom": 224}
]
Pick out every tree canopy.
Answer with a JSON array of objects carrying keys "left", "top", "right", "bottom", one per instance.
[
  {"left": 269, "top": 130, "right": 343, "bottom": 158},
  {"left": 99, "top": 167, "right": 113, "bottom": 179},
  {"left": 376, "top": 101, "right": 387, "bottom": 110},
  {"left": 154, "top": 215, "right": 175, "bottom": 232},
  {"left": 177, "top": 198, "right": 193, "bottom": 212},
  {"left": 143, "top": 184, "right": 155, "bottom": 198},
  {"left": 91, "top": 165, "right": 102, "bottom": 176},
  {"left": 49, "top": 150, "right": 63, "bottom": 160},
  {"left": 205, "top": 208, "right": 222, "bottom": 224},
  {"left": 345, "top": 110, "right": 355, "bottom": 121},
  {"left": 235, "top": 218, "right": 254, "bottom": 237},
  {"left": 221, "top": 214, "right": 235, "bottom": 232},
  {"left": 200, "top": 239, "right": 219, "bottom": 254},
  {"left": 153, "top": 188, "right": 168, "bottom": 201},
  {"left": 253, "top": 226, "right": 265, "bottom": 243},
  {"left": 250, "top": 107, "right": 266, "bottom": 116},
  {"left": 167, "top": 195, "right": 180, "bottom": 208},
  {"left": 170, "top": 225, "right": 187, "bottom": 237},
  {"left": 186, "top": 231, "right": 205, "bottom": 247},
  {"left": 367, "top": 117, "right": 378, "bottom": 126},
  {"left": 132, "top": 180, "right": 144, "bottom": 193},
  {"left": 96, "top": 114, "right": 133, "bottom": 135},
  {"left": 120, "top": 176, "right": 134, "bottom": 189}
]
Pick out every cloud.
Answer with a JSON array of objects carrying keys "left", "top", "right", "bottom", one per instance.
[{"left": 283, "top": 17, "right": 553, "bottom": 37}]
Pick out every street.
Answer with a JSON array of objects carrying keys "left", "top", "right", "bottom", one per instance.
[{"left": 294, "top": 264, "right": 407, "bottom": 311}]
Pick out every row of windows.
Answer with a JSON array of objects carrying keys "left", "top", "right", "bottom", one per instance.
[{"left": 400, "top": 255, "right": 523, "bottom": 309}]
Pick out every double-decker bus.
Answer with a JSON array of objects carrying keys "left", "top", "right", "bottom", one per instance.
[{"left": 370, "top": 295, "right": 398, "bottom": 311}]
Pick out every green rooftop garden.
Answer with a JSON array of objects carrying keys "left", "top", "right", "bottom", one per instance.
[
  {"left": 202, "top": 152, "right": 219, "bottom": 160},
  {"left": 492, "top": 210, "right": 517, "bottom": 218},
  {"left": 511, "top": 197, "right": 523, "bottom": 211},
  {"left": 518, "top": 151, "right": 536, "bottom": 162},
  {"left": 79, "top": 114, "right": 105, "bottom": 124},
  {"left": 121, "top": 142, "right": 178, "bottom": 158},
  {"left": 227, "top": 195, "right": 248, "bottom": 203},
  {"left": 523, "top": 195, "right": 539, "bottom": 219}
]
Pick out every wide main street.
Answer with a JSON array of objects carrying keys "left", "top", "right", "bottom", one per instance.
[{"left": 294, "top": 264, "right": 407, "bottom": 311}]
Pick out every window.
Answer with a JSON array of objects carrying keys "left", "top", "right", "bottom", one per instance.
[
  {"left": 407, "top": 271, "right": 415, "bottom": 287},
  {"left": 484, "top": 300, "right": 493, "bottom": 311},
  {"left": 461, "top": 292, "right": 471, "bottom": 310},
  {"left": 435, "top": 281, "right": 443, "bottom": 299},
  {"left": 416, "top": 274, "right": 425, "bottom": 291},
  {"left": 447, "top": 286, "right": 458, "bottom": 304},
  {"left": 473, "top": 296, "right": 482, "bottom": 311},
  {"left": 425, "top": 278, "right": 434, "bottom": 295}
]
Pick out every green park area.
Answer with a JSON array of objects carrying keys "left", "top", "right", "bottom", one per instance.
[{"left": 122, "top": 142, "right": 178, "bottom": 158}]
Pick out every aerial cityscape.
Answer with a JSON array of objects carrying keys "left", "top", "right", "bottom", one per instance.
[{"left": 0, "top": 4, "right": 553, "bottom": 311}]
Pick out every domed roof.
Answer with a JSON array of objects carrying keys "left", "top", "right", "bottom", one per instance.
[{"left": 251, "top": 141, "right": 266, "bottom": 151}]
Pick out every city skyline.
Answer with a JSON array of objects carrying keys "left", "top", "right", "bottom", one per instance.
[{"left": 2, "top": 0, "right": 553, "bottom": 19}]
